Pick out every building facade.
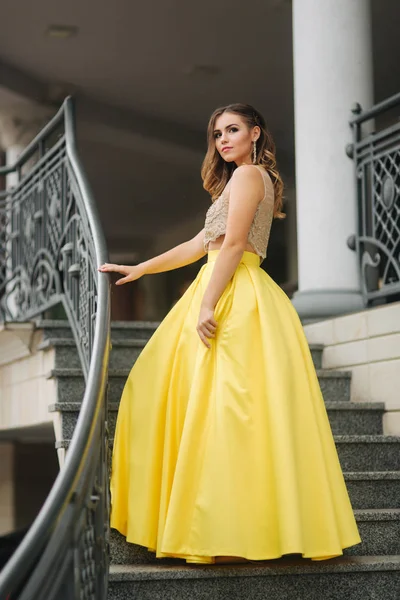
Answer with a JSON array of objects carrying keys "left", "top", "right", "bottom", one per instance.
[{"left": 0, "top": 2, "right": 399, "bottom": 596}]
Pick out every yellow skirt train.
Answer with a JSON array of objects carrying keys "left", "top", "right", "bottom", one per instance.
[{"left": 110, "top": 250, "right": 362, "bottom": 563}]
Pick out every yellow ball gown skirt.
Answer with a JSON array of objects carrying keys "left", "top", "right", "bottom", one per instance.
[{"left": 110, "top": 249, "right": 362, "bottom": 564}]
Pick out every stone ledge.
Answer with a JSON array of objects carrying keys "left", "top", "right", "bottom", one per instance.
[
  {"left": 109, "top": 554, "right": 400, "bottom": 580},
  {"left": 0, "top": 322, "right": 35, "bottom": 366}
]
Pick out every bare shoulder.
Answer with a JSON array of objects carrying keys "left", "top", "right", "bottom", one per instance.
[
  {"left": 230, "top": 165, "right": 265, "bottom": 199},
  {"left": 232, "top": 165, "right": 271, "bottom": 188},
  {"left": 232, "top": 164, "right": 264, "bottom": 180},
  {"left": 245, "top": 165, "right": 274, "bottom": 194}
]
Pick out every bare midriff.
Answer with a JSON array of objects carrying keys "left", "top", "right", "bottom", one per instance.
[{"left": 207, "top": 234, "right": 260, "bottom": 258}]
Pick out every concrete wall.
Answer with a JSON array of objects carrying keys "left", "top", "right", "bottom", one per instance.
[
  {"left": 0, "top": 328, "right": 55, "bottom": 432},
  {"left": 0, "top": 328, "right": 59, "bottom": 534},
  {"left": 304, "top": 302, "right": 400, "bottom": 435}
]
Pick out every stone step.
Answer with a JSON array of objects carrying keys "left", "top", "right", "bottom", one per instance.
[
  {"left": 34, "top": 319, "right": 74, "bottom": 339},
  {"left": 38, "top": 338, "right": 146, "bottom": 370},
  {"left": 35, "top": 319, "right": 159, "bottom": 341},
  {"left": 50, "top": 400, "right": 385, "bottom": 441},
  {"left": 46, "top": 367, "right": 352, "bottom": 405},
  {"left": 309, "top": 344, "right": 323, "bottom": 369},
  {"left": 317, "top": 371, "right": 351, "bottom": 402},
  {"left": 323, "top": 402, "right": 384, "bottom": 435},
  {"left": 55, "top": 434, "right": 400, "bottom": 473},
  {"left": 51, "top": 401, "right": 400, "bottom": 508},
  {"left": 49, "top": 393, "right": 399, "bottom": 506},
  {"left": 107, "top": 555, "right": 400, "bottom": 600},
  {"left": 37, "top": 323, "right": 325, "bottom": 354},
  {"left": 38, "top": 338, "right": 84, "bottom": 369},
  {"left": 109, "top": 321, "right": 160, "bottom": 340},
  {"left": 345, "top": 472, "right": 400, "bottom": 510},
  {"left": 107, "top": 509, "right": 400, "bottom": 566},
  {"left": 332, "top": 435, "right": 400, "bottom": 471},
  {"left": 39, "top": 336, "right": 326, "bottom": 372}
]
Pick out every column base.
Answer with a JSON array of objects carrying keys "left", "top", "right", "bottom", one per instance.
[{"left": 291, "top": 289, "right": 365, "bottom": 323}]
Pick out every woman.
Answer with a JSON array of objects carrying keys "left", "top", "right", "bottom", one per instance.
[{"left": 98, "top": 103, "right": 361, "bottom": 565}]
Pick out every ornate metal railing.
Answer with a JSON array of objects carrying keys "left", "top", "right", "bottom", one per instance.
[
  {"left": 347, "top": 92, "right": 400, "bottom": 305},
  {"left": 0, "top": 97, "right": 111, "bottom": 599}
]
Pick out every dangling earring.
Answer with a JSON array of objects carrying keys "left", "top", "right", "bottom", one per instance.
[{"left": 252, "top": 140, "right": 257, "bottom": 164}]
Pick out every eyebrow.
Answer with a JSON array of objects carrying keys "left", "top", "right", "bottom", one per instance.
[{"left": 213, "top": 123, "right": 239, "bottom": 133}]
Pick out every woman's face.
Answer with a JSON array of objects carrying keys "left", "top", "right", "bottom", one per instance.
[{"left": 213, "top": 112, "right": 259, "bottom": 166}]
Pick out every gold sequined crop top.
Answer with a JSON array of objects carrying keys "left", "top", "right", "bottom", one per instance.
[{"left": 203, "top": 165, "right": 275, "bottom": 260}]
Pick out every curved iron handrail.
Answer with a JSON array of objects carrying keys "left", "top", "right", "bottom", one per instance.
[
  {"left": 350, "top": 91, "right": 400, "bottom": 125},
  {"left": 0, "top": 96, "right": 111, "bottom": 599}
]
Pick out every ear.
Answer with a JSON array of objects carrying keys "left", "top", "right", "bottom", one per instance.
[{"left": 252, "top": 125, "right": 261, "bottom": 141}]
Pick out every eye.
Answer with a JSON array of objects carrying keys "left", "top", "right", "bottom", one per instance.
[{"left": 214, "top": 127, "right": 238, "bottom": 139}]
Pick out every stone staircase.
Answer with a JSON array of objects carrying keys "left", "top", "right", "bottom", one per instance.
[{"left": 36, "top": 319, "right": 400, "bottom": 599}]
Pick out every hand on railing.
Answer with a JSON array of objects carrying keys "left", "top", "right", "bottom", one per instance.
[{"left": 98, "top": 263, "right": 145, "bottom": 285}]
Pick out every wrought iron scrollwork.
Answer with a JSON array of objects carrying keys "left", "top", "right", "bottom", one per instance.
[
  {"left": 0, "top": 135, "right": 102, "bottom": 373},
  {"left": 348, "top": 92, "right": 400, "bottom": 304},
  {"left": 0, "top": 97, "right": 110, "bottom": 600}
]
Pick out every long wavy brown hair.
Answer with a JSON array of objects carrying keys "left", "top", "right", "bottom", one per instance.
[{"left": 201, "top": 103, "right": 285, "bottom": 219}]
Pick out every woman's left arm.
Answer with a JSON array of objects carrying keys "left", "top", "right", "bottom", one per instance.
[{"left": 197, "top": 165, "right": 264, "bottom": 348}]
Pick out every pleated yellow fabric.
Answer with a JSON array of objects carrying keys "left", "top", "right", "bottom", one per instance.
[{"left": 110, "top": 250, "right": 362, "bottom": 563}]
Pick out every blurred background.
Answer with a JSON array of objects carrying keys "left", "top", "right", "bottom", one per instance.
[
  {"left": 1, "top": 0, "right": 397, "bottom": 322},
  {"left": 1, "top": 0, "right": 400, "bottom": 547}
]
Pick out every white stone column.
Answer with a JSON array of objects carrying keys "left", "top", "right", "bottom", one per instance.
[{"left": 292, "top": 0, "right": 373, "bottom": 320}]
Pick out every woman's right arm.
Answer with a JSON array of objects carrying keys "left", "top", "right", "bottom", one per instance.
[{"left": 98, "top": 228, "right": 206, "bottom": 285}]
